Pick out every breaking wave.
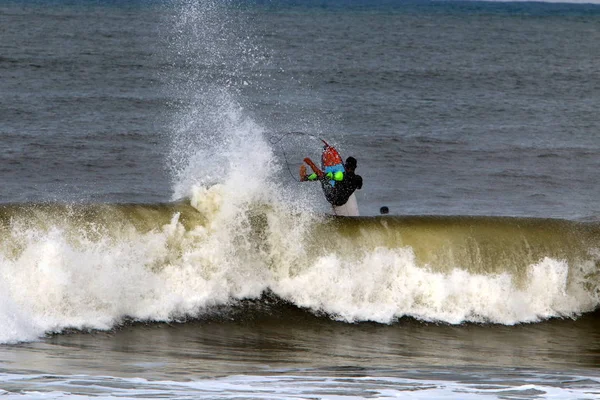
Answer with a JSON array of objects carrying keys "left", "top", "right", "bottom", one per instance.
[{"left": 0, "top": 199, "right": 599, "bottom": 344}]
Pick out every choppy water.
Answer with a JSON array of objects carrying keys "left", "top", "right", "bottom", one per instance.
[{"left": 1, "top": 0, "right": 600, "bottom": 398}]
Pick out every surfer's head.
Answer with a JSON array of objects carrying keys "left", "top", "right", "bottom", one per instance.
[{"left": 345, "top": 157, "right": 357, "bottom": 171}]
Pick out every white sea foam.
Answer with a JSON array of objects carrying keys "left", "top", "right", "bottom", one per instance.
[
  {"left": 0, "top": 371, "right": 598, "bottom": 399},
  {"left": 273, "top": 246, "right": 598, "bottom": 325}
]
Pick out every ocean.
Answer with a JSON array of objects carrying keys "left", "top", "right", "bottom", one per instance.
[{"left": 1, "top": 0, "right": 600, "bottom": 398}]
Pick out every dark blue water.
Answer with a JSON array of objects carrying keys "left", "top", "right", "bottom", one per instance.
[
  {"left": 3, "top": 0, "right": 600, "bottom": 218},
  {"left": 0, "top": 1, "right": 167, "bottom": 202}
]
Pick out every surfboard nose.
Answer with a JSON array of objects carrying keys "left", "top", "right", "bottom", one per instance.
[{"left": 322, "top": 144, "right": 343, "bottom": 167}]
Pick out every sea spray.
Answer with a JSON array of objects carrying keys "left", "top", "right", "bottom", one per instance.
[
  {"left": 162, "top": 0, "right": 329, "bottom": 211},
  {"left": 164, "top": 0, "right": 276, "bottom": 198}
]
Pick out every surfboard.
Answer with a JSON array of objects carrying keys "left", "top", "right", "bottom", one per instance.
[
  {"left": 321, "top": 140, "right": 344, "bottom": 187},
  {"left": 321, "top": 140, "right": 360, "bottom": 217},
  {"left": 301, "top": 140, "right": 360, "bottom": 217}
]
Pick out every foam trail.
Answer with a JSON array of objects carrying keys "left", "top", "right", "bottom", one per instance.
[{"left": 0, "top": 372, "right": 599, "bottom": 399}]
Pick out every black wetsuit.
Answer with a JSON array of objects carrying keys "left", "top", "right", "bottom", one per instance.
[{"left": 322, "top": 171, "right": 363, "bottom": 207}]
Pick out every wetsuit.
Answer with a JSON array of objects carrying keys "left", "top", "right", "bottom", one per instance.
[
  {"left": 301, "top": 157, "right": 362, "bottom": 207},
  {"left": 322, "top": 171, "right": 362, "bottom": 206}
]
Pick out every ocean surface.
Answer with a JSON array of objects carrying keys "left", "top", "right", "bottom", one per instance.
[{"left": 1, "top": 0, "right": 600, "bottom": 398}]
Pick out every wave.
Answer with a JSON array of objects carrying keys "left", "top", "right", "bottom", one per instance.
[
  {"left": 4, "top": 0, "right": 598, "bottom": 344},
  {"left": 0, "top": 194, "right": 599, "bottom": 344}
]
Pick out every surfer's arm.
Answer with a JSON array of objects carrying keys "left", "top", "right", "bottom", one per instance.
[
  {"left": 301, "top": 158, "right": 345, "bottom": 182},
  {"left": 300, "top": 164, "right": 319, "bottom": 181},
  {"left": 331, "top": 171, "right": 344, "bottom": 181},
  {"left": 303, "top": 158, "right": 325, "bottom": 179}
]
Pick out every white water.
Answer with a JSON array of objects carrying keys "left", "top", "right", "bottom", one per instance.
[
  {"left": 0, "top": 187, "right": 599, "bottom": 344},
  {"left": 0, "top": 370, "right": 598, "bottom": 399}
]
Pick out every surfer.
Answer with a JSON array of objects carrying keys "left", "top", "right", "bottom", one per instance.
[{"left": 300, "top": 155, "right": 363, "bottom": 210}]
